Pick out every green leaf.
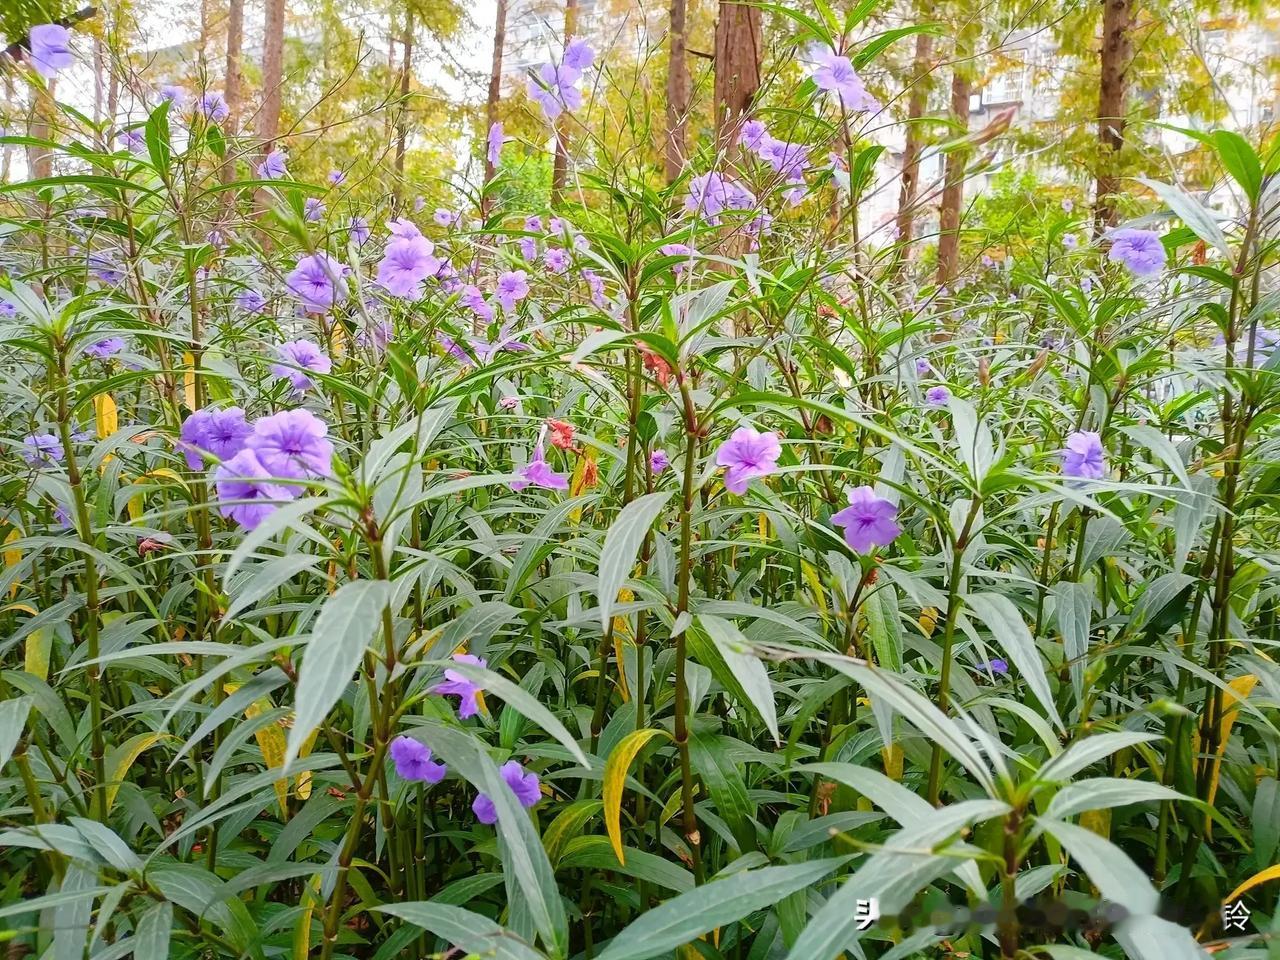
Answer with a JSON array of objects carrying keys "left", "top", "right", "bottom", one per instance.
[
  {"left": 696, "top": 615, "right": 780, "bottom": 743},
  {"left": 1036, "top": 817, "right": 1158, "bottom": 914},
  {"left": 1052, "top": 582, "right": 1091, "bottom": 704},
  {"left": 1045, "top": 778, "right": 1187, "bottom": 820},
  {"left": 414, "top": 722, "right": 568, "bottom": 957},
  {"left": 964, "top": 593, "right": 1063, "bottom": 731},
  {"left": 224, "top": 554, "right": 323, "bottom": 621},
  {"left": 596, "top": 492, "right": 671, "bottom": 632},
  {"left": 377, "top": 903, "right": 546, "bottom": 960},
  {"left": 1137, "top": 177, "right": 1230, "bottom": 258},
  {"left": 1037, "top": 731, "right": 1160, "bottom": 784},
  {"left": 427, "top": 659, "right": 589, "bottom": 766},
  {"left": 0, "top": 695, "right": 31, "bottom": 771},
  {"left": 596, "top": 860, "right": 847, "bottom": 960},
  {"left": 1212, "top": 130, "right": 1262, "bottom": 201},
  {"left": 286, "top": 579, "right": 394, "bottom": 764},
  {"left": 133, "top": 901, "right": 173, "bottom": 960}
]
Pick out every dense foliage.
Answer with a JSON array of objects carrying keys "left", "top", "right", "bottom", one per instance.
[{"left": 1, "top": 6, "right": 1279, "bottom": 960}]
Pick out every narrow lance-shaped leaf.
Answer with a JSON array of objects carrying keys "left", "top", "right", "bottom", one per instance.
[{"left": 596, "top": 492, "right": 671, "bottom": 632}]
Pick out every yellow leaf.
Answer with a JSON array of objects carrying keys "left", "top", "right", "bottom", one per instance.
[
  {"left": 245, "top": 699, "right": 290, "bottom": 816},
  {"left": 801, "top": 561, "right": 827, "bottom": 615},
  {"left": 94, "top": 393, "right": 118, "bottom": 439},
  {"left": 25, "top": 626, "right": 52, "bottom": 682},
  {"left": 882, "top": 744, "right": 904, "bottom": 782},
  {"left": 919, "top": 607, "right": 939, "bottom": 636},
  {"left": 293, "top": 875, "right": 321, "bottom": 960},
  {"left": 183, "top": 352, "right": 197, "bottom": 409},
  {"left": 758, "top": 513, "right": 768, "bottom": 540},
  {"left": 570, "top": 447, "right": 598, "bottom": 510},
  {"left": 1079, "top": 807, "right": 1111, "bottom": 840},
  {"left": 105, "top": 733, "right": 169, "bottom": 812},
  {"left": 1225, "top": 863, "right": 1280, "bottom": 905},
  {"left": 612, "top": 631, "right": 630, "bottom": 703},
  {"left": 604, "top": 728, "right": 670, "bottom": 864},
  {"left": 613, "top": 587, "right": 634, "bottom": 644},
  {"left": 4, "top": 529, "right": 21, "bottom": 599},
  {"left": 295, "top": 727, "right": 320, "bottom": 800},
  {"left": 1202, "top": 674, "right": 1257, "bottom": 833}
]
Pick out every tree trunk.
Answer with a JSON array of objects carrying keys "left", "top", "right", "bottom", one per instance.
[
  {"left": 895, "top": 30, "right": 933, "bottom": 254},
  {"left": 934, "top": 64, "right": 970, "bottom": 288},
  {"left": 1093, "top": 0, "right": 1132, "bottom": 233},
  {"left": 712, "top": 0, "right": 762, "bottom": 153},
  {"left": 664, "top": 0, "right": 690, "bottom": 182},
  {"left": 551, "top": 0, "right": 579, "bottom": 205},
  {"left": 485, "top": 0, "right": 508, "bottom": 187},
  {"left": 257, "top": 0, "right": 286, "bottom": 149},
  {"left": 221, "top": 0, "right": 244, "bottom": 185},
  {"left": 93, "top": 35, "right": 104, "bottom": 124},
  {"left": 394, "top": 8, "right": 414, "bottom": 200}
]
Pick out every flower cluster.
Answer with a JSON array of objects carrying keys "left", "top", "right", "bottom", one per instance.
[{"left": 527, "top": 39, "right": 595, "bottom": 120}]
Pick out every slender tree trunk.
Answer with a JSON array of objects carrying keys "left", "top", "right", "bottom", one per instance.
[
  {"left": 28, "top": 84, "right": 55, "bottom": 180},
  {"left": 394, "top": 8, "right": 414, "bottom": 200},
  {"left": 1093, "top": 0, "right": 1132, "bottom": 233},
  {"left": 93, "top": 35, "right": 104, "bottom": 124},
  {"left": 934, "top": 62, "right": 970, "bottom": 288},
  {"left": 258, "top": 0, "right": 286, "bottom": 149},
  {"left": 551, "top": 0, "right": 579, "bottom": 205},
  {"left": 221, "top": 0, "right": 244, "bottom": 185},
  {"left": 485, "top": 0, "right": 508, "bottom": 187},
  {"left": 895, "top": 30, "right": 933, "bottom": 253},
  {"left": 712, "top": 0, "right": 762, "bottom": 153},
  {"left": 664, "top": 0, "right": 690, "bottom": 182}
]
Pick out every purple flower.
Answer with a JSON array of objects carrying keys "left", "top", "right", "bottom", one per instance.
[
  {"left": 236, "top": 288, "right": 266, "bottom": 313},
  {"left": 473, "top": 760, "right": 541, "bottom": 825},
  {"left": 28, "top": 24, "right": 75, "bottom": 80},
  {"left": 487, "top": 121, "right": 505, "bottom": 169},
  {"left": 389, "top": 735, "right": 447, "bottom": 783},
  {"left": 357, "top": 318, "right": 394, "bottom": 354},
  {"left": 177, "top": 406, "right": 252, "bottom": 469},
  {"left": 511, "top": 442, "right": 568, "bottom": 492},
  {"left": 328, "top": 169, "right": 346, "bottom": 186},
  {"left": 545, "top": 247, "right": 570, "bottom": 274},
  {"left": 496, "top": 271, "right": 530, "bottom": 312},
  {"left": 0, "top": 301, "right": 16, "bottom": 319},
  {"left": 739, "top": 119, "right": 771, "bottom": 153},
  {"left": 303, "top": 198, "right": 325, "bottom": 222},
  {"left": 270, "top": 339, "right": 332, "bottom": 393},
  {"left": 1061, "top": 198, "right": 1074, "bottom": 213},
  {"left": 758, "top": 140, "right": 808, "bottom": 181},
  {"left": 85, "top": 337, "right": 125, "bottom": 359},
  {"left": 925, "top": 385, "right": 950, "bottom": 407},
  {"left": 286, "top": 253, "right": 345, "bottom": 313},
  {"left": 809, "top": 45, "right": 880, "bottom": 113},
  {"left": 527, "top": 63, "right": 582, "bottom": 120},
  {"left": 500, "top": 396, "right": 520, "bottom": 410},
  {"left": 87, "top": 253, "right": 123, "bottom": 285},
  {"left": 197, "top": 92, "right": 230, "bottom": 123},
  {"left": 915, "top": 358, "right": 932, "bottom": 376},
  {"left": 257, "top": 149, "right": 287, "bottom": 179},
  {"left": 433, "top": 208, "right": 458, "bottom": 227},
  {"left": 583, "top": 268, "right": 606, "bottom": 307},
  {"left": 387, "top": 218, "right": 422, "bottom": 240},
  {"left": 563, "top": 38, "right": 595, "bottom": 72},
  {"left": 976, "top": 658, "right": 1009, "bottom": 676},
  {"left": 461, "top": 284, "right": 495, "bottom": 323},
  {"left": 23, "top": 433, "right": 64, "bottom": 466},
  {"left": 525, "top": 216, "right": 544, "bottom": 233},
  {"left": 245, "top": 409, "right": 334, "bottom": 483},
  {"left": 1063, "top": 233, "right": 1079, "bottom": 250},
  {"left": 158, "top": 84, "right": 186, "bottom": 106},
  {"left": 831, "top": 486, "right": 902, "bottom": 553},
  {"left": 119, "top": 129, "right": 146, "bottom": 153},
  {"left": 685, "top": 172, "right": 756, "bottom": 224},
  {"left": 716, "top": 427, "right": 781, "bottom": 494},
  {"left": 650, "top": 450, "right": 670, "bottom": 474},
  {"left": 376, "top": 235, "right": 440, "bottom": 299},
  {"left": 213, "top": 449, "right": 295, "bottom": 530},
  {"left": 1060, "top": 430, "right": 1106, "bottom": 480},
  {"left": 349, "top": 216, "right": 371, "bottom": 246},
  {"left": 432, "top": 653, "right": 487, "bottom": 718},
  {"left": 1107, "top": 228, "right": 1165, "bottom": 277}
]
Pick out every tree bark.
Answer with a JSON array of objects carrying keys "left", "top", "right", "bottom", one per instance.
[
  {"left": 485, "top": 0, "right": 508, "bottom": 187},
  {"left": 664, "top": 0, "right": 691, "bottom": 182},
  {"left": 1093, "top": 0, "right": 1132, "bottom": 233},
  {"left": 712, "top": 0, "right": 762, "bottom": 153},
  {"left": 895, "top": 30, "right": 933, "bottom": 253},
  {"left": 934, "top": 64, "right": 970, "bottom": 288},
  {"left": 551, "top": 0, "right": 579, "bottom": 205},
  {"left": 257, "top": 0, "right": 286, "bottom": 149},
  {"left": 221, "top": 0, "right": 244, "bottom": 185},
  {"left": 394, "top": 7, "right": 414, "bottom": 200}
]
